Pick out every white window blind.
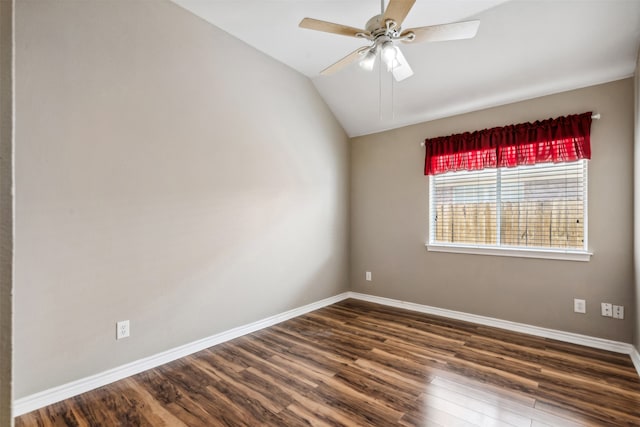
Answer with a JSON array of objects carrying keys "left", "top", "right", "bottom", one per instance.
[{"left": 429, "top": 160, "right": 587, "bottom": 251}]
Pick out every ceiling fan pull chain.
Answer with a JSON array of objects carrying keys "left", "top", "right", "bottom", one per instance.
[
  {"left": 379, "top": 51, "right": 383, "bottom": 120},
  {"left": 391, "top": 65, "right": 395, "bottom": 120}
]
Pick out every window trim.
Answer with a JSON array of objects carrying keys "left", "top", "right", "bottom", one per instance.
[
  {"left": 426, "top": 242, "right": 592, "bottom": 262},
  {"left": 428, "top": 160, "right": 591, "bottom": 261}
]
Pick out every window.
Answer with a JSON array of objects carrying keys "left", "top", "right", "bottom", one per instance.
[
  {"left": 424, "top": 112, "right": 592, "bottom": 261},
  {"left": 429, "top": 161, "right": 588, "bottom": 258}
]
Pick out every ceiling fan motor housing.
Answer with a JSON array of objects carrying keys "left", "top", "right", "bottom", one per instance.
[{"left": 365, "top": 15, "right": 400, "bottom": 40}]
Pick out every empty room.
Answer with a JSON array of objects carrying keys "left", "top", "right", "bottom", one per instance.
[{"left": 2, "top": 0, "right": 640, "bottom": 425}]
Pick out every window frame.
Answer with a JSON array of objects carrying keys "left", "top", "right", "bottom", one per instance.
[{"left": 427, "top": 160, "right": 592, "bottom": 262}]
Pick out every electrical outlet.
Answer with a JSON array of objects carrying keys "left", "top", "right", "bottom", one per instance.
[
  {"left": 573, "top": 298, "right": 586, "bottom": 314},
  {"left": 365, "top": 271, "right": 372, "bottom": 281},
  {"left": 601, "top": 303, "right": 612, "bottom": 317},
  {"left": 613, "top": 305, "right": 624, "bottom": 319},
  {"left": 116, "top": 320, "right": 130, "bottom": 340}
]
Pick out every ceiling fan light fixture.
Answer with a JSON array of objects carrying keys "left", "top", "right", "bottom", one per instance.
[
  {"left": 380, "top": 41, "right": 397, "bottom": 70},
  {"left": 359, "top": 48, "right": 377, "bottom": 71}
]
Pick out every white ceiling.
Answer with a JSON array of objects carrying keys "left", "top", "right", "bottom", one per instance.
[{"left": 171, "top": 0, "right": 640, "bottom": 137}]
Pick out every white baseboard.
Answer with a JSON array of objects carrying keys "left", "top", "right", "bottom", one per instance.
[
  {"left": 630, "top": 346, "right": 640, "bottom": 377},
  {"left": 346, "top": 292, "right": 636, "bottom": 356},
  {"left": 14, "top": 290, "right": 640, "bottom": 416},
  {"left": 13, "top": 292, "right": 351, "bottom": 417}
]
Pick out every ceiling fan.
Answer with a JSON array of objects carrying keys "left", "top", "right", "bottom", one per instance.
[{"left": 299, "top": 0, "right": 480, "bottom": 82}]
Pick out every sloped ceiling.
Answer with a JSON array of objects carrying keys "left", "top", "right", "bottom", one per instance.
[{"left": 171, "top": 0, "right": 640, "bottom": 137}]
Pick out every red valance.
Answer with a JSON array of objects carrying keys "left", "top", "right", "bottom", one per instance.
[{"left": 424, "top": 112, "right": 592, "bottom": 175}]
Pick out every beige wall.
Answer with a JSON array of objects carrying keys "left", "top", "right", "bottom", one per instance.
[
  {"left": 14, "top": 0, "right": 349, "bottom": 398},
  {"left": 634, "top": 52, "right": 640, "bottom": 351},
  {"left": 1, "top": 0, "right": 14, "bottom": 424},
  {"left": 351, "top": 79, "right": 635, "bottom": 342}
]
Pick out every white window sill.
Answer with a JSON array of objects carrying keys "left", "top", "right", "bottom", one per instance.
[{"left": 426, "top": 243, "right": 592, "bottom": 262}]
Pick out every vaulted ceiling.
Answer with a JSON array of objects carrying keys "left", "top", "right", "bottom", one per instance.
[{"left": 171, "top": 0, "right": 640, "bottom": 137}]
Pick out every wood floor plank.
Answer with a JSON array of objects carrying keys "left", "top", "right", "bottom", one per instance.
[
  {"left": 537, "top": 348, "right": 640, "bottom": 392},
  {"left": 16, "top": 299, "right": 640, "bottom": 426},
  {"left": 301, "top": 381, "right": 404, "bottom": 426},
  {"left": 251, "top": 334, "right": 345, "bottom": 380},
  {"left": 133, "top": 367, "right": 229, "bottom": 426},
  {"left": 331, "top": 363, "right": 421, "bottom": 412},
  {"left": 273, "top": 406, "right": 333, "bottom": 427},
  {"left": 116, "top": 378, "right": 188, "bottom": 427},
  {"left": 445, "top": 353, "right": 540, "bottom": 395},
  {"left": 419, "top": 381, "right": 531, "bottom": 427},
  {"left": 462, "top": 334, "right": 544, "bottom": 365},
  {"left": 399, "top": 396, "right": 474, "bottom": 427},
  {"left": 453, "top": 344, "right": 542, "bottom": 382},
  {"left": 412, "top": 391, "right": 518, "bottom": 427},
  {"left": 535, "top": 379, "right": 640, "bottom": 425}
]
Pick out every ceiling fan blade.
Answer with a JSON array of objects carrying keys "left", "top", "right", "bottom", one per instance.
[
  {"left": 382, "top": 0, "right": 416, "bottom": 28},
  {"left": 401, "top": 20, "right": 480, "bottom": 43},
  {"left": 391, "top": 47, "right": 413, "bottom": 82},
  {"left": 299, "top": 18, "right": 366, "bottom": 38},
  {"left": 320, "top": 47, "right": 369, "bottom": 76}
]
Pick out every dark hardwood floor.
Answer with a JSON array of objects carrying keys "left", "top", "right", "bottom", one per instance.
[{"left": 16, "top": 299, "right": 640, "bottom": 426}]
